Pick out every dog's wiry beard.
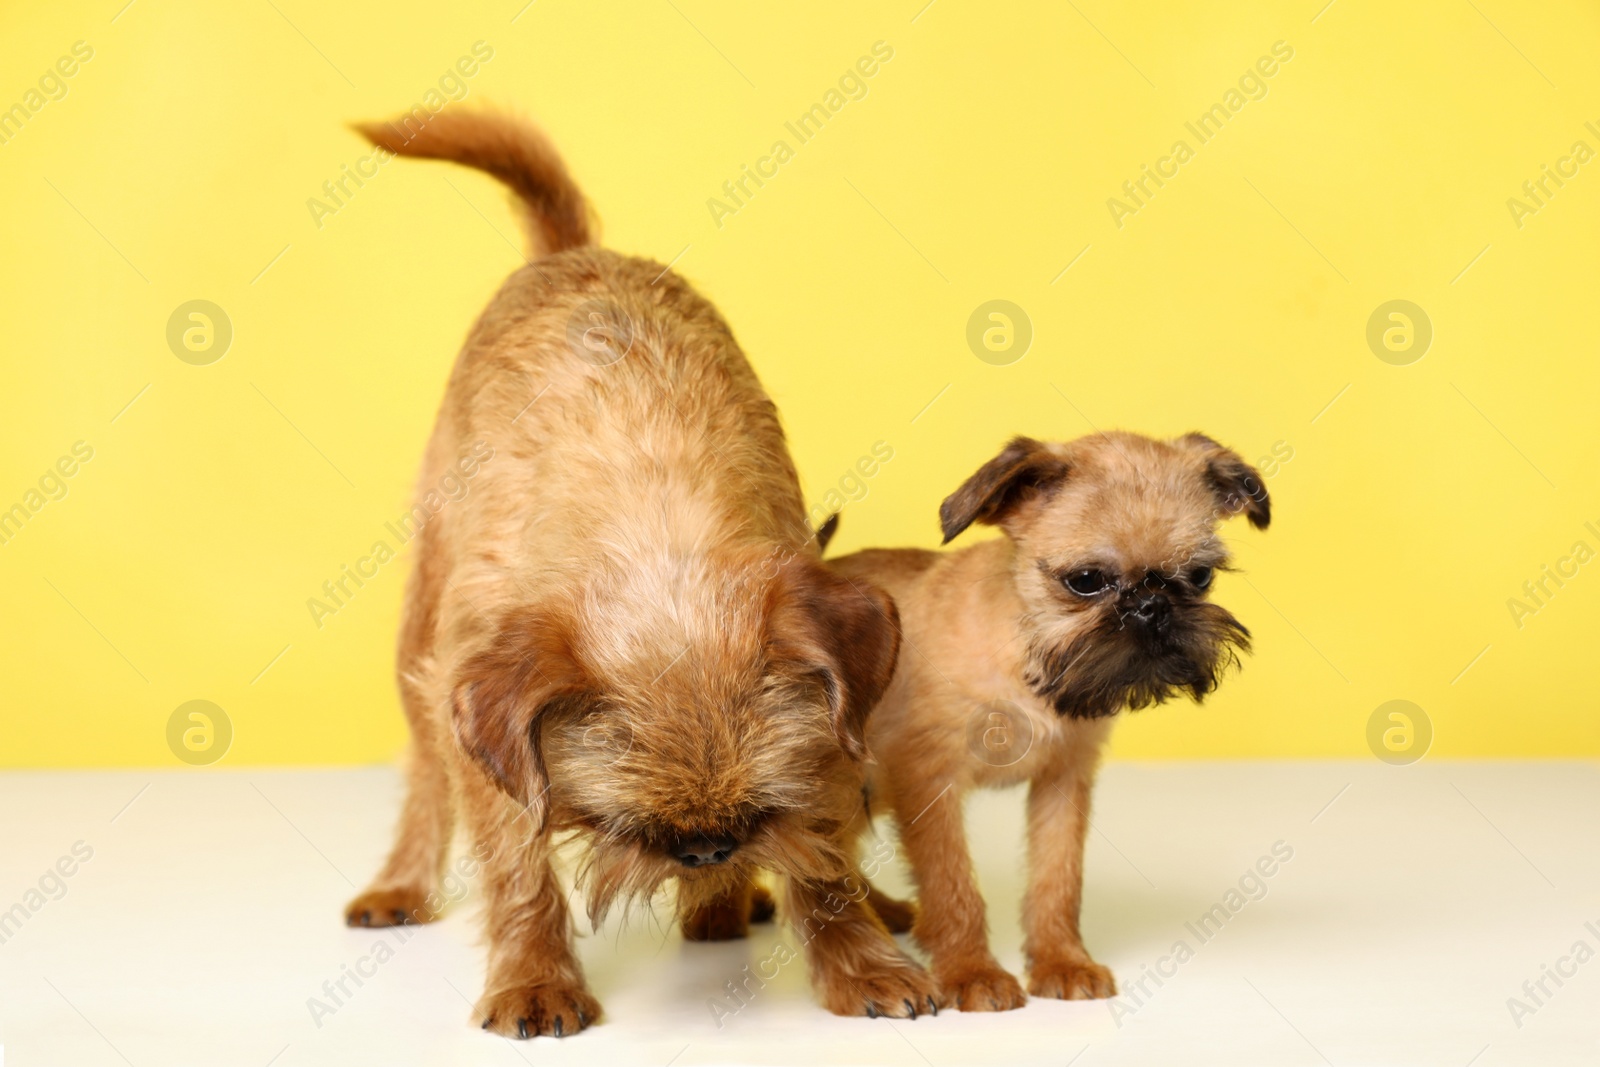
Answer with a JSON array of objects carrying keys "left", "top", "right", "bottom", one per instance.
[
  {"left": 574, "top": 811, "right": 849, "bottom": 930},
  {"left": 571, "top": 831, "right": 682, "bottom": 930},
  {"left": 1025, "top": 601, "right": 1251, "bottom": 719}
]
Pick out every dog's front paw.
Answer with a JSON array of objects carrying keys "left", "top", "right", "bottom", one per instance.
[
  {"left": 937, "top": 963, "right": 1027, "bottom": 1011},
  {"left": 344, "top": 885, "right": 436, "bottom": 928},
  {"left": 820, "top": 959, "right": 944, "bottom": 1019},
  {"left": 475, "top": 981, "right": 601, "bottom": 1038},
  {"left": 1028, "top": 958, "right": 1116, "bottom": 1000}
]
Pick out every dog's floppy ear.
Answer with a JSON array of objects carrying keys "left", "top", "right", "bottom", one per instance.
[
  {"left": 1178, "top": 433, "right": 1271, "bottom": 530},
  {"left": 939, "top": 436, "right": 1070, "bottom": 543},
  {"left": 766, "top": 556, "right": 901, "bottom": 761},
  {"left": 450, "top": 607, "right": 594, "bottom": 826}
]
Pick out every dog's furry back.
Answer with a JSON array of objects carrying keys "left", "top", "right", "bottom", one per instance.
[{"left": 358, "top": 111, "right": 811, "bottom": 677}]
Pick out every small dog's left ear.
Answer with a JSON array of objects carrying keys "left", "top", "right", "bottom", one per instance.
[
  {"left": 765, "top": 557, "right": 901, "bottom": 761},
  {"left": 938, "top": 436, "right": 1070, "bottom": 543},
  {"left": 1178, "top": 433, "right": 1271, "bottom": 529}
]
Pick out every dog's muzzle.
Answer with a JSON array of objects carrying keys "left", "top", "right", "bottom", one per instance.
[
  {"left": 1120, "top": 588, "right": 1172, "bottom": 634},
  {"left": 672, "top": 834, "right": 738, "bottom": 868}
]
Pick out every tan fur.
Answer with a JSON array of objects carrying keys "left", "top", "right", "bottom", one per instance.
[
  {"left": 343, "top": 109, "right": 936, "bottom": 1037},
  {"left": 829, "top": 431, "right": 1269, "bottom": 1011}
]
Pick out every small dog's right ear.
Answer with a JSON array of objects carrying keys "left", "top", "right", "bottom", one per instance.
[
  {"left": 449, "top": 609, "right": 592, "bottom": 827},
  {"left": 1177, "top": 433, "right": 1271, "bottom": 530},
  {"left": 939, "top": 436, "right": 1069, "bottom": 543}
]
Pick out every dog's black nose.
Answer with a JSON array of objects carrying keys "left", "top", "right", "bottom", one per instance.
[
  {"left": 1127, "top": 594, "right": 1170, "bottom": 625},
  {"left": 673, "top": 835, "right": 738, "bottom": 868}
]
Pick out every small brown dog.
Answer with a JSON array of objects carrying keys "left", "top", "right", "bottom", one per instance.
[
  {"left": 343, "top": 110, "right": 938, "bottom": 1036},
  {"left": 827, "top": 431, "right": 1270, "bottom": 1010}
]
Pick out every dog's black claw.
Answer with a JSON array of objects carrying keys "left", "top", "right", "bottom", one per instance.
[
  {"left": 905, "top": 998, "right": 917, "bottom": 1019},
  {"left": 391, "top": 909, "right": 406, "bottom": 925},
  {"left": 990, "top": 998, "right": 1000, "bottom": 1010},
  {"left": 576, "top": 1009, "right": 588, "bottom": 1028},
  {"left": 481, "top": 1019, "right": 491, "bottom": 1030},
  {"left": 554, "top": 1016, "right": 564, "bottom": 1038},
  {"left": 517, "top": 1018, "right": 528, "bottom": 1039},
  {"left": 359, "top": 910, "right": 372, "bottom": 927},
  {"left": 928, "top": 996, "right": 939, "bottom": 1016},
  {"left": 865, "top": 1003, "right": 879, "bottom": 1018}
]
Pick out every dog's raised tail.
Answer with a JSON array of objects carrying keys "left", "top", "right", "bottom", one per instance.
[{"left": 353, "top": 110, "right": 592, "bottom": 258}]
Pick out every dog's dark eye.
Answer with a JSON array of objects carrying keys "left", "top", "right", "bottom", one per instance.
[
  {"left": 1064, "top": 569, "right": 1107, "bottom": 596},
  {"left": 1190, "top": 566, "right": 1213, "bottom": 590}
]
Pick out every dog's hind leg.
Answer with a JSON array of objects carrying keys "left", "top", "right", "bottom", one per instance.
[
  {"left": 863, "top": 881, "right": 917, "bottom": 934},
  {"left": 681, "top": 876, "right": 776, "bottom": 941},
  {"left": 344, "top": 677, "right": 455, "bottom": 926},
  {"left": 346, "top": 545, "right": 455, "bottom": 928}
]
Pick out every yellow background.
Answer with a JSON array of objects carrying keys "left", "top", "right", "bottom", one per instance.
[{"left": 3, "top": 0, "right": 1597, "bottom": 766}]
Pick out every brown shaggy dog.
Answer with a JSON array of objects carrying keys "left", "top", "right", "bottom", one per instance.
[
  {"left": 342, "top": 110, "right": 938, "bottom": 1037},
  {"left": 825, "top": 432, "right": 1269, "bottom": 1010}
]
